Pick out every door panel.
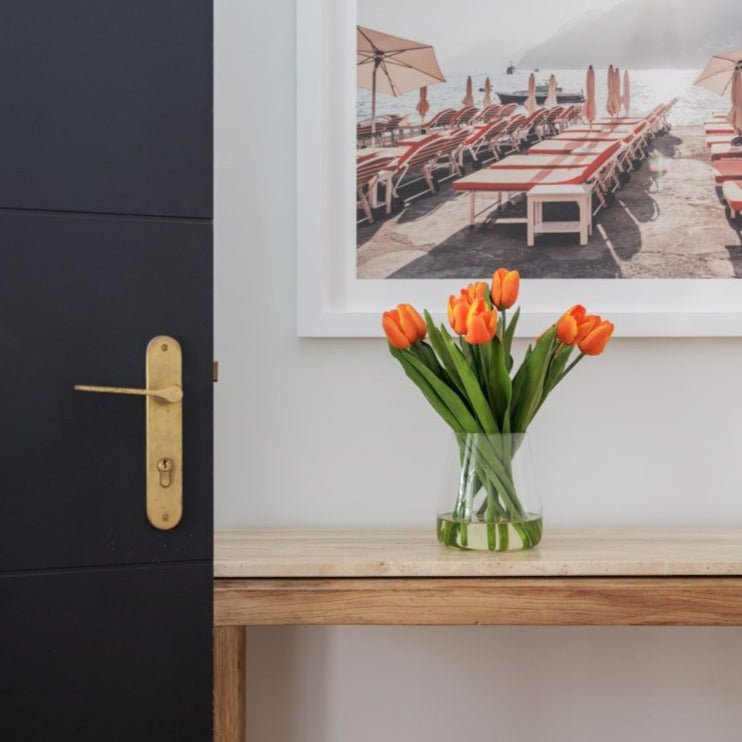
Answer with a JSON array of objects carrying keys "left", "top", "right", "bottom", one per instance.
[
  {"left": 2, "top": 0, "right": 213, "bottom": 735},
  {"left": 0, "top": 211, "right": 213, "bottom": 572},
  {"left": 0, "top": 1, "right": 212, "bottom": 217},
  {"left": 0, "top": 562, "right": 212, "bottom": 742}
]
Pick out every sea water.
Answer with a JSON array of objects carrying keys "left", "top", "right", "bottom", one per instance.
[{"left": 357, "top": 68, "right": 722, "bottom": 126}]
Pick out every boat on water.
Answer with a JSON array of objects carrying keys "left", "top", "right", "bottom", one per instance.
[
  {"left": 506, "top": 60, "right": 515, "bottom": 74},
  {"left": 496, "top": 84, "right": 585, "bottom": 105}
]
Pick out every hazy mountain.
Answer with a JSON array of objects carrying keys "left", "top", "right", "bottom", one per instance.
[{"left": 519, "top": 0, "right": 742, "bottom": 68}]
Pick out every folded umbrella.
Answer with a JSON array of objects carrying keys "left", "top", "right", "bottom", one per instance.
[
  {"left": 606, "top": 65, "right": 620, "bottom": 117},
  {"left": 415, "top": 86, "right": 430, "bottom": 121},
  {"left": 622, "top": 70, "right": 631, "bottom": 115},
  {"left": 545, "top": 74, "right": 558, "bottom": 108},
  {"left": 463, "top": 75, "right": 474, "bottom": 106},
  {"left": 584, "top": 65, "right": 596, "bottom": 128},
  {"left": 483, "top": 77, "right": 492, "bottom": 108},
  {"left": 729, "top": 67, "right": 742, "bottom": 143},
  {"left": 524, "top": 73, "right": 537, "bottom": 114}
]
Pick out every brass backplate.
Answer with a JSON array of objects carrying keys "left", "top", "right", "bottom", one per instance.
[{"left": 146, "top": 336, "right": 183, "bottom": 530}]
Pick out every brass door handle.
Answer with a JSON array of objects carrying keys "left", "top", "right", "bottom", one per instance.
[
  {"left": 73, "top": 384, "right": 183, "bottom": 403},
  {"left": 74, "top": 336, "right": 183, "bottom": 531}
]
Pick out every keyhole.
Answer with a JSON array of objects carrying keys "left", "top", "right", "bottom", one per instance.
[{"left": 157, "top": 458, "right": 174, "bottom": 488}]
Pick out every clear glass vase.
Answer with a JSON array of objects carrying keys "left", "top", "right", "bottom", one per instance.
[{"left": 437, "top": 432, "right": 542, "bottom": 552}]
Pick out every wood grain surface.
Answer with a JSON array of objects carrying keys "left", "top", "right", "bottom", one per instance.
[
  {"left": 214, "top": 576, "right": 742, "bottom": 626},
  {"left": 215, "top": 529, "right": 742, "bottom": 578},
  {"left": 213, "top": 627, "right": 245, "bottom": 742}
]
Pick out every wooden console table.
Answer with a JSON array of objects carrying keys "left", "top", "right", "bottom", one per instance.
[{"left": 213, "top": 528, "right": 742, "bottom": 742}]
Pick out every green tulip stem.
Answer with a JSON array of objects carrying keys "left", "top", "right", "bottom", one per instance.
[{"left": 561, "top": 352, "right": 585, "bottom": 378}]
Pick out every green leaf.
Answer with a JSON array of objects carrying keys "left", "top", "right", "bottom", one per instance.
[
  {"left": 423, "top": 311, "right": 466, "bottom": 397},
  {"left": 491, "top": 338, "right": 513, "bottom": 427},
  {"left": 410, "top": 341, "right": 449, "bottom": 383},
  {"left": 440, "top": 331, "right": 500, "bottom": 433},
  {"left": 510, "top": 346, "right": 529, "bottom": 410},
  {"left": 530, "top": 343, "right": 576, "bottom": 419},
  {"left": 477, "top": 341, "right": 497, "bottom": 415},
  {"left": 510, "top": 326, "right": 557, "bottom": 432},
  {"left": 389, "top": 346, "right": 462, "bottom": 431},
  {"left": 503, "top": 306, "right": 520, "bottom": 371},
  {"left": 397, "top": 348, "right": 482, "bottom": 434},
  {"left": 544, "top": 343, "right": 574, "bottom": 395}
]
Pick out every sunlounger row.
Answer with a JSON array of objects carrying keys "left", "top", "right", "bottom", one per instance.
[
  {"left": 356, "top": 106, "right": 583, "bottom": 223},
  {"left": 451, "top": 100, "right": 677, "bottom": 241},
  {"left": 357, "top": 102, "right": 584, "bottom": 148},
  {"left": 703, "top": 111, "right": 742, "bottom": 221}
]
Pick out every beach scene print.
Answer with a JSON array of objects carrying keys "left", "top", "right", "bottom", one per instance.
[{"left": 356, "top": 0, "right": 742, "bottom": 279}]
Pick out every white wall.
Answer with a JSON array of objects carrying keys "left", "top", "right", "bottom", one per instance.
[{"left": 216, "top": 2, "right": 742, "bottom": 740}]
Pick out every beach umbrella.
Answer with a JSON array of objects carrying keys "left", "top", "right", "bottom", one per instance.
[
  {"left": 483, "top": 77, "right": 492, "bottom": 108},
  {"left": 606, "top": 65, "right": 620, "bottom": 117},
  {"left": 415, "top": 86, "right": 430, "bottom": 121},
  {"left": 524, "top": 73, "right": 537, "bottom": 113},
  {"left": 729, "top": 67, "right": 742, "bottom": 138},
  {"left": 463, "top": 75, "right": 474, "bottom": 106},
  {"left": 695, "top": 50, "right": 742, "bottom": 95},
  {"left": 622, "top": 70, "right": 631, "bottom": 114},
  {"left": 545, "top": 74, "right": 558, "bottom": 108},
  {"left": 357, "top": 25, "right": 446, "bottom": 139},
  {"left": 695, "top": 51, "right": 742, "bottom": 142},
  {"left": 584, "top": 65, "right": 596, "bottom": 127},
  {"left": 614, "top": 68, "right": 622, "bottom": 109}
]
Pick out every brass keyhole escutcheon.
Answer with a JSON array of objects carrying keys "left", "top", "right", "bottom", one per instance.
[
  {"left": 158, "top": 458, "right": 174, "bottom": 488},
  {"left": 74, "top": 335, "right": 183, "bottom": 530}
]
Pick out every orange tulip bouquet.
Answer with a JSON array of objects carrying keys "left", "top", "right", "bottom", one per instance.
[{"left": 383, "top": 268, "right": 613, "bottom": 552}]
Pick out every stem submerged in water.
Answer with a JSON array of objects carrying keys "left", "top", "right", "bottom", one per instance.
[{"left": 438, "top": 434, "right": 541, "bottom": 551}]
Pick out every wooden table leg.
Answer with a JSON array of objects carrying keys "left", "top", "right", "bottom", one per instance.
[{"left": 214, "top": 626, "right": 246, "bottom": 742}]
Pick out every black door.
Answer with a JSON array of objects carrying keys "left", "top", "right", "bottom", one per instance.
[{"left": 0, "top": 3, "right": 213, "bottom": 740}]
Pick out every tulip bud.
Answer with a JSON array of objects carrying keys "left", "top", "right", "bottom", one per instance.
[
  {"left": 464, "top": 298, "right": 498, "bottom": 344},
  {"left": 491, "top": 268, "right": 520, "bottom": 310},
  {"left": 398, "top": 303, "right": 427, "bottom": 343},
  {"left": 578, "top": 319, "right": 614, "bottom": 355},
  {"left": 556, "top": 304, "right": 585, "bottom": 344},
  {"left": 448, "top": 294, "right": 471, "bottom": 335},
  {"left": 464, "top": 281, "right": 488, "bottom": 302},
  {"left": 382, "top": 303, "right": 426, "bottom": 349},
  {"left": 556, "top": 304, "right": 598, "bottom": 346}
]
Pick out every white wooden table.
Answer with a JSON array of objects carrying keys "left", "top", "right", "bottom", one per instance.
[
  {"left": 213, "top": 528, "right": 742, "bottom": 741},
  {"left": 526, "top": 183, "right": 592, "bottom": 246}
]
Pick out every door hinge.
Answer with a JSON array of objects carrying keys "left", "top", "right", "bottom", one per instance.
[{"left": 212, "top": 361, "right": 219, "bottom": 382}]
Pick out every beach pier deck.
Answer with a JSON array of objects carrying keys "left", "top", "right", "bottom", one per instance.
[{"left": 357, "top": 126, "right": 742, "bottom": 279}]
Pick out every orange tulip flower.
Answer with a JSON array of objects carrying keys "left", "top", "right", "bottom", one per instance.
[
  {"left": 464, "top": 298, "right": 498, "bottom": 344},
  {"left": 382, "top": 303, "right": 426, "bottom": 349},
  {"left": 556, "top": 305, "right": 598, "bottom": 345},
  {"left": 578, "top": 319, "right": 614, "bottom": 355},
  {"left": 464, "top": 281, "right": 488, "bottom": 302},
  {"left": 448, "top": 294, "right": 470, "bottom": 335},
  {"left": 399, "top": 303, "right": 427, "bottom": 341},
  {"left": 449, "top": 283, "right": 489, "bottom": 335},
  {"left": 491, "top": 268, "right": 520, "bottom": 310}
]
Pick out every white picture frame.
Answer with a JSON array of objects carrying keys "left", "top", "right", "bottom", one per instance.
[{"left": 297, "top": 0, "right": 742, "bottom": 337}]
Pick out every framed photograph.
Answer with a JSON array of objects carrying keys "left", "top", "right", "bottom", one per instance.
[{"left": 298, "top": 0, "right": 742, "bottom": 337}]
